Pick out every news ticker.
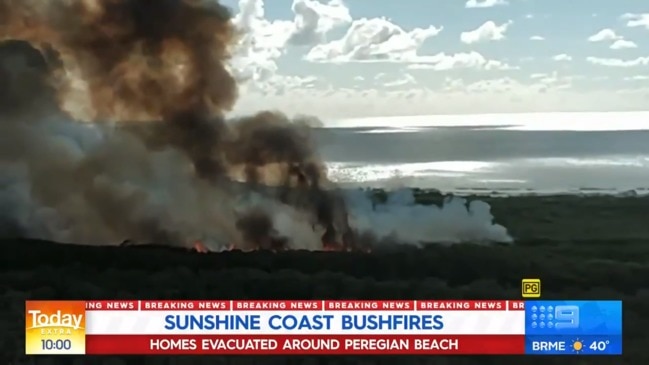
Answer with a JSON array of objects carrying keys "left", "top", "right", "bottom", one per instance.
[{"left": 26, "top": 299, "right": 622, "bottom": 355}]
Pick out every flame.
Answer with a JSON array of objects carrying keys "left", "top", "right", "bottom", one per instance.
[
  {"left": 192, "top": 240, "right": 210, "bottom": 253},
  {"left": 187, "top": 239, "right": 371, "bottom": 253},
  {"left": 321, "top": 243, "right": 342, "bottom": 252},
  {"left": 321, "top": 242, "right": 366, "bottom": 252}
]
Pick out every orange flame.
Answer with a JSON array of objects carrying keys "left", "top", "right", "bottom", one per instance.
[
  {"left": 189, "top": 240, "right": 370, "bottom": 253},
  {"left": 192, "top": 240, "right": 210, "bottom": 253},
  {"left": 321, "top": 242, "right": 358, "bottom": 252}
]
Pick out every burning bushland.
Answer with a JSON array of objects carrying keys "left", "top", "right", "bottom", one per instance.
[
  {"left": 0, "top": 0, "right": 511, "bottom": 251},
  {"left": 0, "top": 0, "right": 353, "bottom": 250}
]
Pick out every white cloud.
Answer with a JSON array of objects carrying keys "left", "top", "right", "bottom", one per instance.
[
  {"left": 590, "top": 76, "right": 610, "bottom": 81},
  {"left": 531, "top": 72, "right": 579, "bottom": 89},
  {"left": 585, "top": 26, "right": 642, "bottom": 54},
  {"left": 552, "top": 54, "right": 572, "bottom": 62},
  {"left": 444, "top": 74, "right": 575, "bottom": 95},
  {"left": 374, "top": 73, "right": 388, "bottom": 81},
  {"left": 610, "top": 39, "right": 638, "bottom": 50},
  {"left": 407, "top": 52, "right": 516, "bottom": 71},
  {"left": 587, "top": 28, "right": 620, "bottom": 42},
  {"left": 273, "top": 75, "right": 323, "bottom": 90},
  {"left": 465, "top": 0, "right": 508, "bottom": 8},
  {"left": 381, "top": 73, "right": 418, "bottom": 88},
  {"left": 231, "top": 0, "right": 517, "bottom": 74},
  {"left": 624, "top": 75, "right": 649, "bottom": 81},
  {"left": 238, "top": 73, "right": 327, "bottom": 95},
  {"left": 288, "top": 0, "right": 352, "bottom": 46},
  {"left": 586, "top": 56, "right": 649, "bottom": 67},
  {"left": 622, "top": 13, "right": 649, "bottom": 30},
  {"left": 586, "top": 27, "right": 639, "bottom": 51},
  {"left": 233, "top": 81, "right": 649, "bottom": 119},
  {"left": 226, "top": 0, "right": 649, "bottom": 117},
  {"left": 464, "top": 78, "right": 521, "bottom": 93},
  {"left": 460, "top": 21, "right": 513, "bottom": 44},
  {"left": 228, "top": 0, "right": 354, "bottom": 86},
  {"left": 304, "top": 17, "right": 443, "bottom": 63},
  {"left": 230, "top": 0, "right": 295, "bottom": 83}
]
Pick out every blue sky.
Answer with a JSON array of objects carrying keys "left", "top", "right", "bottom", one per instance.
[{"left": 221, "top": 0, "right": 649, "bottom": 120}]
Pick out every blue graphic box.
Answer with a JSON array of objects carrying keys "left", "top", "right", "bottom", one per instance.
[{"left": 525, "top": 300, "right": 622, "bottom": 336}]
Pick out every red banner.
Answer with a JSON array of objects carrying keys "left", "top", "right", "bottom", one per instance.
[{"left": 86, "top": 334, "right": 524, "bottom": 355}]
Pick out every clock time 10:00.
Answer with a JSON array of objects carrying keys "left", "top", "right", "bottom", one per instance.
[{"left": 41, "top": 339, "right": 72, "bottom": 351}]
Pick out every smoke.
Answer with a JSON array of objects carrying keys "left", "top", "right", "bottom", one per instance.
[
  {"left": 0, "top": 0, "right": 511, "bottom": 250},
  {"left": 344, "top": 189, "right": 511, "bottom": 245}
]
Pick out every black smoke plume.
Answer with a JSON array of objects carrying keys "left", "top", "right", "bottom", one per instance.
[{"left": 0, "top": 0, "right": 352, "bottom": 250}]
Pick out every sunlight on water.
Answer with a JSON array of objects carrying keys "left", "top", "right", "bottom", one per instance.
[
  {"left": 327, "top": 161, "right": 498, "bottom": 183},
  {"left": 325, "top": 157, "right": 649, "bottom": 194},
  {"left": 533, "top": 157, "right": 649, "bottom": 167},
  {"left": 358, "top": 127, "right": 426, "bottom": 134},
  {"left": 328, "top": 111, "right": 649, "bottom": 131},
  {"left": 320, "top": 111, "right": 649, "bottom": 194}
]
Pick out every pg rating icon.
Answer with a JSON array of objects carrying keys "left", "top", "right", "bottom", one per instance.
[
  {"left": 522, "top": 279, "right": 541, "bottom": 298},
  {"left": 25, "top": 301, "right": 86, "bottom": 355}
]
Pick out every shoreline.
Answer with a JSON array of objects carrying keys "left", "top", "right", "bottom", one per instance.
[
  {"left": 397, "top": 191, "right": 649, "bottom": 243},
  {"left": 369, "top": 186, "right": 649, "bottom": 197}
]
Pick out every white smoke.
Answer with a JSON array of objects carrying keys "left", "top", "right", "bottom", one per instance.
[
  {"left": 343, "top": 188, "right": 512, "bottom": 245},
  {"left": 230, "top": 191, "right": 324, "bottom": 250},
  {"left": 1, "top": 112, "right": 239, "bottom": 246}
]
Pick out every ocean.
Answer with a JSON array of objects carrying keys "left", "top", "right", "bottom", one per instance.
[{"left": 315, "top": 111, "right": 649, "bottom": 195}]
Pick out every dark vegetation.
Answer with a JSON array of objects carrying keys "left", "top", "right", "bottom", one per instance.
[{"left": 2, "top": 193, "right": 649, "bottom": 365}]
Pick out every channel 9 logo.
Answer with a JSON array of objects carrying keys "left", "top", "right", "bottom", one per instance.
[
  {"left": 25, "top": 301, "right": 86, "bottom": 355},
  {"left": 555, "top": 305, "right": 580, "bottom": 329},
  {"left": 530, "top": 304, "right": 580, "bottom": 330},
  {"left": 522, "top": 278, "right": 541, "bottom": 298}
]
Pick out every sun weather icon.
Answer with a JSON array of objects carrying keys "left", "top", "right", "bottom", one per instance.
[{"left": 571, "top": 338, "right": 584, "bottom": 353}]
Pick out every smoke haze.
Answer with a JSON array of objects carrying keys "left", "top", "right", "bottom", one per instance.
[{"left": 0, "top": 0, "right": 511, "bottom": 250}]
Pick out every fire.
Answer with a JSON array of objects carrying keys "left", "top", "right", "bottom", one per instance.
[
  {"left": 321, "top": 242, "right": 370, "bottom": 252},
  {"left": 321, "top": 243, "right": 347, "bottom": 252},
  {"left": 188, "top": 240, "right": 370, "bottom": 253},
  {"left": 192, "top": 240, "right": 210, "bottom": 253},
  {"left": 187, "top": 223, "right": 369, "bottom": 253}
]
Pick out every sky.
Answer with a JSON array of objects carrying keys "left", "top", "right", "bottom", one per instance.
[{"left": 221, "top": 0, "right": 649, "bottom": 120}]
